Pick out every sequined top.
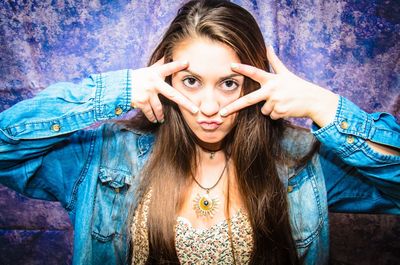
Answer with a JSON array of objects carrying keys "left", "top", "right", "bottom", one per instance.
[{"left": 131, "top": 192, "right": 254, "bottom": 264}]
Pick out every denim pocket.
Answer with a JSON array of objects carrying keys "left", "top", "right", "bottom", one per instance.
[
  {"left": 287, "top": 165, "right": 323, "bottom": 248},
  {"left": 91, "top": 166, "right": 132, "bottom": 242}
]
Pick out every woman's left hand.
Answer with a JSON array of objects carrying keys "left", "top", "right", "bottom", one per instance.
[{"left": 219, "top": 46, "right": 339, "bottom": 128}]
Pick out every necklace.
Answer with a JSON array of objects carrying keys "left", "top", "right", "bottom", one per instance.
[
  {"left": 198, "top": 144, "right": 223, "bottom": 159},
  {"left": 204, "top": 149, "right": 218, "bottom": 159},
  {"left": 192, "top": 157, "right": 229, "bottom": 218},
  {"left": 192, "top": 135, "right": 222, "bottom": 159}
]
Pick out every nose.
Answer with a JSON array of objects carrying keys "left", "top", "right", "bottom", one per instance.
[{"left": 198, "top": 87, "right": 220, "bottom": 117}]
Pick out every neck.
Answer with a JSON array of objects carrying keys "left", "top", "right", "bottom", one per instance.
[
  {"left": 195, "top": 138, "right": 223, "bottom": 152},
  {"left": 199, "top": 142, "right": 222, "bottom": 154},
  {"left": 194, "top": 148, "right": 229, "bottom": 185},
  {"left": 194, "top": 137, "right": 223, "bottom": 160}
]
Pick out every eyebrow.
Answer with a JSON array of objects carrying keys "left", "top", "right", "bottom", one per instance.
[{"left": 177, "top": 69, "right": 244, "bottom": 83}]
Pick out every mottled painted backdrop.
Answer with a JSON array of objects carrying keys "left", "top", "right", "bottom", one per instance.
[{"left": 0, "top": 0, "right": 399, "bottom": 264}]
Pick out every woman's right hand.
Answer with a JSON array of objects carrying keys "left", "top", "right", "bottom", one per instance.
[{"left": 131, "top": 59, "right": 199, "bottom": 123}]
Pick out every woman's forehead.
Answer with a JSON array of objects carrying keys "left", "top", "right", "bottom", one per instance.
[{"left": 172, "top": 38, "right": 241, "bottom": 78}]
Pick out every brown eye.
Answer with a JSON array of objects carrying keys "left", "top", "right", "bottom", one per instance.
[
  {"left": 183, "top": 77, "right": 200, "bottom": 88},
  {"left": 221, "top": 79, "right": 239, "bottom": 91}
]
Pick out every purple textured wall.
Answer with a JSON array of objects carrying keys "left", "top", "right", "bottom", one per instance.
[{"left": 0, "top": 1, "right": 399, "bottom": 264}]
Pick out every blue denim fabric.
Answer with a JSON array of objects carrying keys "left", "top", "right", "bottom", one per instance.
[{"left": 0, "top": 70, "right": 399, "bottom": 265}]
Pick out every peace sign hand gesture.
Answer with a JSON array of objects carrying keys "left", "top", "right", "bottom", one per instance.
[
  {"left": 131, "top": 59, "right": 199, "bottom": 123},
  {"left": 220, "top": 46, "right": 339, "bottom": 128}
]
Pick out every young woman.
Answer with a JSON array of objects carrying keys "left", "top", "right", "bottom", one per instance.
[{"left": 0, "top": 0, "right": 399, "bottom": 264}]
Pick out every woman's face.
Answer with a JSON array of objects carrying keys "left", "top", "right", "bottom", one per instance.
[{"left": 171, "top": 37, "right": 243, "bottom": 144}]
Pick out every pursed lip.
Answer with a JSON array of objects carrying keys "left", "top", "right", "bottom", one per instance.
[{"left": 197, "top": 120, "right": 222, "bottom": 130}]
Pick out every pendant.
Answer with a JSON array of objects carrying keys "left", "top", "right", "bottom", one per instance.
[
  {"left": 210, "top": 152, "right": 215, "bottom": 159},
  {"left": 192, "top": 192, "right": 219, "bottom": 218}
]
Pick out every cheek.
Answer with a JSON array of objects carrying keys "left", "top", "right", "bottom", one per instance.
[
  {"left": 220, "top": 90, "right": 241, "bottom": 107},
  {"left": 172, "top": 78, "right": 199, "bottom": 103},
  {"left": 220, "top": 111, "right": 237, "bottom": 134},
  {"left": 179, "top": 107, "right": 195, "bottom": 125},
  {"left": 225, "top": 113, "right": 237, "bottom": 128}
]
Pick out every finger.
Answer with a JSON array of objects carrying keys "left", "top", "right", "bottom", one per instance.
[
  {"left": 157, "top": 81, "right": 199, "bottom": 114},
  {"left": 231, "top": 63, "right": 274, "bottom": 84},
  {"left": 220, "top": 87, "right": 269, "bottom": 117},
  {"left": 153, "top": 57, "right": 165, "bottom": 67},
  {"left": 141, "top": 104, "right": 158, "bottom": 123},
  {"left": 220, "top": 81, "right": 275, "bottom": 116},
  {"left": 149, "top": 96, "right": 164, "bottom": 122},
  {"left": 266, "top": 46, "right": 288, "bottom": 74},
  {"left": 272, "top": 103, "right": 289, "bottom": 116},
  {"left": 261, "top": 100, "right": 274, "bottom": 116},
  {"left": 269, "top": 110, "right": 282, "bottom": 120},
  {"left": 158, "top": 60, "right": 189, "bottom": 77}
]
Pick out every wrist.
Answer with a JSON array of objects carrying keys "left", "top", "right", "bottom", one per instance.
[{"left": 308, "top": 85, "right": 339, "bottom": 127}]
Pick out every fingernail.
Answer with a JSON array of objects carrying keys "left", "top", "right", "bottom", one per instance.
[
  {"left": 220, "top": 108, "right": 228, "bottom": 117},
  {"left": 153, "top": 119, "right": 158, "bottom": 123},
  {"left": 231, "top": 63, "right": 239, "bottom": 69},
  {"left": 181, "top": 60, "right": 188, "bottom": 67},
  {"left": 191, "top": 106, "right": 199, "bottom": 114},
  {"left": 160, "top": 119, "right": 165, "bottom": 123}
]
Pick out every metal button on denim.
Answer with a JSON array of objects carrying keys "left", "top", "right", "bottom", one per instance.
[
  {"left": 115, "top": 107, "right": 123, "bottom": 116},
  {"left": 340, "top": 121, "right": 349, "bottom": 130},
  {"left": 346, "top": 135, "right": 354, "bottom": 144},
  {"left": 287, "top": 185, "right": 293, "bottom": 193},
  {"left": 51, "top": 124, "right": 61, "bottom": 132}
]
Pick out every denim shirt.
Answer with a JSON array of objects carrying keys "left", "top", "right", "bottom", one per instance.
[{"left": 0, "top": 70, "right": 399, "bottom": 265}]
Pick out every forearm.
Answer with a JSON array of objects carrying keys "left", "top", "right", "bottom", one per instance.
[
  {"left": 367, "top": 140, "right": 399, "bottom": 156},
  {"left": 0, "top": 69, "right": 133, "bottom": 200},
  {"left": 0, "top": 69, "right": 132, "bottom": 141},
  {"left": 0, "top": 69, "right": 133, "bottom": 171},
  {"left": 309, "top": 88, "right": 399, "bottom": 156},
  {"left": 313, "top": 96, "right": 400, "bottom": 203},
  {"left": 312, "top": 96, "right": 400, "bottom": 157}
]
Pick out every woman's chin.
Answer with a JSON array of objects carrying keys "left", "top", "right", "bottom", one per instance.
[{"left": 195, "top": 133, "right": 225, "bottom": 144}]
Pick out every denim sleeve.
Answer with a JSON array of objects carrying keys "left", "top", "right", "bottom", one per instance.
[
  {"left": 0, "top": 69, "right": 133, "bottom": 207},
  {"left": 312, "top": 96, "right": 400, "bottom": 214}
]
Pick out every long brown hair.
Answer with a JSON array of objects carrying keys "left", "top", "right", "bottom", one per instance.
[{"left": 128, "top": 1, "right": 300, "bottom": 264}]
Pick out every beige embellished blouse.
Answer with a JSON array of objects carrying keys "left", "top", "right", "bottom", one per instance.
[{"left": 131, "top": 191, "right": 254, "bottom": 264}]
